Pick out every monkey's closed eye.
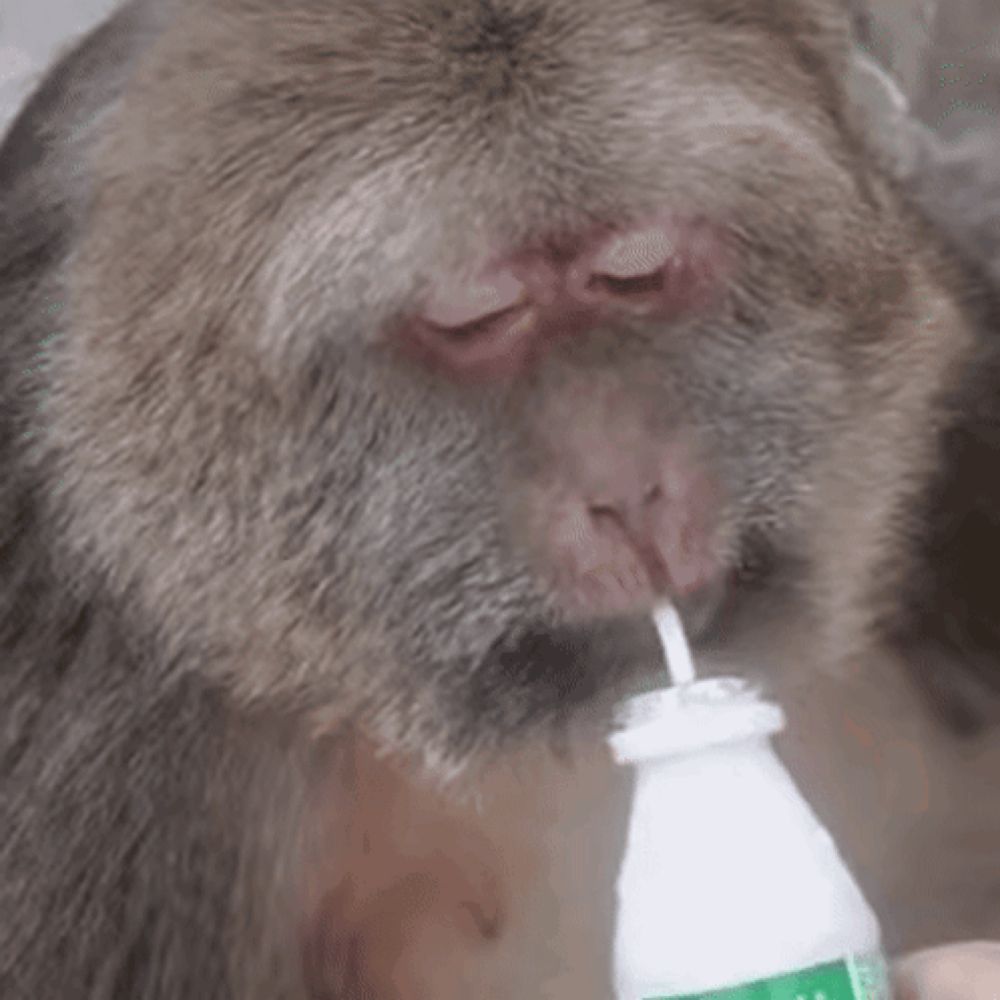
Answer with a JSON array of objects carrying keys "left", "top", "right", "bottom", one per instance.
[
  {"left": 586, "top": 271, "right": 668, "bottom": 297},
  {"left": 397, "top": 300, "right": 541, "bottom": 379},
  {"left": 425, "top": 302, "right": 532, "bottom": 340}
]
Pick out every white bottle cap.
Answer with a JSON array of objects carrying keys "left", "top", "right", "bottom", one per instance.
[{"left": 608, "top": 676, "right": 786, "bottom": 764}]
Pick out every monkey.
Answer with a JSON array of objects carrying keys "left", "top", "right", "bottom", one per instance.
[{"left": 2, "top": 0, "right": 1000, "bottom": 997}]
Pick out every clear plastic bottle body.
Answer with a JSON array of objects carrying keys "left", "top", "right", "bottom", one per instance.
[{"left": 610, "top": 680, "right": 891, "bottom": 1000}]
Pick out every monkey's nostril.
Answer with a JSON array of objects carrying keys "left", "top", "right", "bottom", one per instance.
[
  {"left": 587, "top": 502, "right": 621, "bottom": 523},
  {"left": 643, "top": 483, "right": 662, "bottom": 504},
  {"left": 588, "top": 480, "right": 663, "bottom": 523}
]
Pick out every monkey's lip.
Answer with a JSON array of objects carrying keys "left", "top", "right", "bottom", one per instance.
[
  {"left": 473, "top": 575, "right": 732, "bottom": 716},
  {"left": 546, "top": 513, "right": 726, "bottom": 625},
  {"left": 472, "top": 550, "right": 772, "bottom": 727},
  {"left": 549, "top": 554, "right": 728, "bottom": 629},
  {"left": 550, "top": 527, "right": 779, "bottom": 642}
]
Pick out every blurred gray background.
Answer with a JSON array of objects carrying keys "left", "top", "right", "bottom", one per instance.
[
  {"left": 857, "top": 0, "right": 1000, "bottom": 140},
  {"left": 1, "top": 0, "right": 118, "bottom": 134}
]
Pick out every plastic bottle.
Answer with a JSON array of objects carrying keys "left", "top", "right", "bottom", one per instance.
[{"left": 608, "top": 605, "right": 892, "bottom": 1000}]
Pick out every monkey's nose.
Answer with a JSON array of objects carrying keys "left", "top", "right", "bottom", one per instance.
[
  {"left": 539, "top": 441, "right": 721, "bottom": 620},
  {"left": 586, "top": 486, "right": 674, "bottom": 592},
  {"left": 583, "top": 476, "right": 713, "bottom": 600}
]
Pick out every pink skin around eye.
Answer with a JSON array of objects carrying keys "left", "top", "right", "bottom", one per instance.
[{"left": 398, "top": 214, "right": 727, "bottom": 381}]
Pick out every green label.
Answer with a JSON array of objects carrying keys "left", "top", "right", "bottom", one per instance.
[{"left": 646, "top": 952, "right": 891, "bottom": 1000}]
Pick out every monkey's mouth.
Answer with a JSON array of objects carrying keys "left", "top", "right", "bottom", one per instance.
[
  {"left": 432, "top": 528, "right": 790, "bottom": 766},
  {"left": 490, "top": 531, "right": 780, "bottom": 706},
  {"left": 537, "top": 513, "right": 765, "bottom": 643}
]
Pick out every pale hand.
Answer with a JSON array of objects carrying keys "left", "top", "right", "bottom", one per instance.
[{"left": 894, "top": 941, "right": 1000, "bottom": 999}]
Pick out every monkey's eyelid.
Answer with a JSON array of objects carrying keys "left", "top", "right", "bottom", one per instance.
[
  {"left": 424, "top": 301, "right": 533, "bottom": 339},
  {"left": 589, "top": 227, "right": 676, "bottom": 278},
  {"left": 422, "top": 271, "right": 529, "bottom": 328},
  {"left": 586, "top": 271, "right": 668, "bottom": 297}
]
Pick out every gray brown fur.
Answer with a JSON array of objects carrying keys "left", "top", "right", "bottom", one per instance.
[{"left": 1, "top": 0, "right": 998, "bottom": 997}]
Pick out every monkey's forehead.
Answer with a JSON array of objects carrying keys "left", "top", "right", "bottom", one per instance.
[
  {"left": 108, "top": 0, "right": 842, "bottom": 266},
  {"left": 74, "top": 0, "right": 857, "bottom": 356}
]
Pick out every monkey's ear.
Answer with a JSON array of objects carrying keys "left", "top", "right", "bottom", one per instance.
[
  {"left": 790, "top": 0, "right": 915, "bottom": 168},
  {"left": 843, "top": 46, "right": 926, "bottom": 180},
  {"left": 832, "top": 0, "right": 921, "bottom": 179}
]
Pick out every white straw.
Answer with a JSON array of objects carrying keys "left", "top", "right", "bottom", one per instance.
[{"left": 653, "top": 603, "right": 696, "bottom": 686}]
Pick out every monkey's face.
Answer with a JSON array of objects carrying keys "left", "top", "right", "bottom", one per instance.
[{"left": 47, "top": 0, "right": 962, "bottom": 775}]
